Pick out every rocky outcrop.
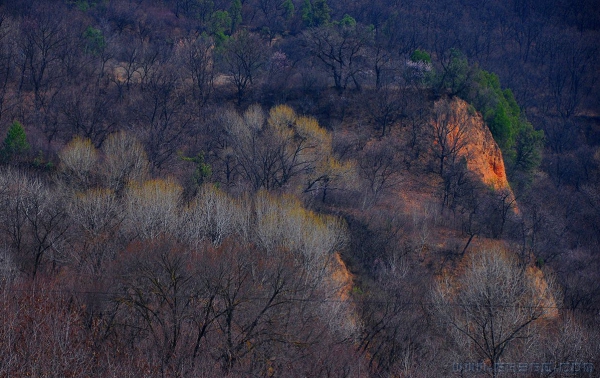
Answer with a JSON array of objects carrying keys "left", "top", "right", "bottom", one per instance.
[{"left": 443, "top": 97, "right": 511, "bottom": 191}]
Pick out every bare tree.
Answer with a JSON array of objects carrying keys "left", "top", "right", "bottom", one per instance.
[
  {"left": 303, "top": 23, "right": 372, "bottom": 92},
  {"left": 67, "top": 187, "right": 123, "bottom": 274},
  {"left": 218, "top": 31, "right": 268, "bottom": 105},
  {"left": 181, "top": 184, "right": 245, "bottom": 246},
  {"left": 543, "top": 32, "right": 598, "bottom": 119},
  {"left": 109, "top": 238, "right": 217, "bottom": 377},
  {"left": 124, "top": 179, "right": 183, "bottom": 240},
  {"left": 101, "top": 131, "right": 149, "bottom": 194},
  {"left": 134, "top": 66, "right": 191, "bottom": 170},
  {"left": 433, "top": 249, "right": 556, "bottom": 377},
  {"left": 358, "top": 138, "right": 403, "bottom": 206},
  {"left": 57, "top": 84, "right": 117, "bottom": 147},
  {"left": 367, "top": 86, "right": 407, "bottom": 137},
  {"left": 177, "top": 33, "right": 214, "bottom": 106},
  {"left": 0, "top": 279, "right": 96, "bottom": 377},
  {"left": 221, "top": 104, "right": 344, "bottom": 193},
  {"left": 0, "top": 15, "right": 17, "bottom": 123},
  {"left": 16, "top": 6, "right": 69, "bottom": 106},
  {"left": 0, "top": 170, "right": 69, "bottom": 277},
  {"left": 58, "top": 137, "right": 98, "bottom": 191}
]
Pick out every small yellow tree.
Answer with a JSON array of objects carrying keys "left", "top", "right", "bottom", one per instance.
[
  {"left": 58, "top": 137, "right": 98, "bottom": 190},
  {"left": 102, "top": 131, "right": 149, "bottom": 193}
]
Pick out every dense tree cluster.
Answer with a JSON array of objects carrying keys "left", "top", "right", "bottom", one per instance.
[
  {"left": 0, "top": 159, "right": 359, "bottom": 376},
  {"left": 0, "top": 0, "right": 599, "bottom": 376}
]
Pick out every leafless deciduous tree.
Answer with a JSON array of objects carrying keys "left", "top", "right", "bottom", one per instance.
[
  {"left": 67, "top": 187, "right": 123, "bottom": 274},
  {"left": 218, "top": 30, "right": 268, "bottom": 105},
  {"left": 57, "top": 85, "right": 117, "bottom": 147},
  {"left": 177, "top": 33, "right": 214, "bottom": 106},
  {"left": 124, "top": 179, "right": 182, "bottom": 240},
  {"left": 58, "top": 137, "right": 98, "bottom": 191},
  {"left": 0, "top": 279, "right": 96, "bottom": 377},
  {"left": 220, "top": 104, "right": 349, "bottom": 194},
  {"left": 0, "top": 169, "right": 69, "bottom": 277},
  {"left": 356, "top": 138, "right": 404, "bottom": 207},
  {"left": 433, "top": 249, "right": 556, "bottom": 377},
  {"left": 101, "top": 131, "right": 149, "bottom": 194},
  {"left": 303, "top": 23, "right": 372, "bottom": 92}
]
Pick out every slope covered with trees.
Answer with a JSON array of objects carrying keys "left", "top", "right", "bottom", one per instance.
[{"left": 0, "top": 0, "right": 599, "bottom": 376}]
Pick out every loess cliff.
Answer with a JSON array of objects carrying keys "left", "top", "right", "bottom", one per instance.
[{"left": 439, "top": 97, "right": 511, "bottom": 192}]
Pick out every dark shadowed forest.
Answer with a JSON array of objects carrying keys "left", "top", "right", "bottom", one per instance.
[{"left": 0, "top": 0, "right": 599, "bottom": 376}]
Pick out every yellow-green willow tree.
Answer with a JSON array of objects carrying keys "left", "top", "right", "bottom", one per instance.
[
  {"left": 58, "top": 137, "right": 98, "bottom": 190},
  {"left": 220, "top": 104, "right": 354, "bottom": 198}
]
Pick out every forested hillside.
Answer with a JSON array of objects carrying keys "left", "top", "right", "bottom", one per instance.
[{"left": 0, "top": 0, "right": 599, "bottom": 376}]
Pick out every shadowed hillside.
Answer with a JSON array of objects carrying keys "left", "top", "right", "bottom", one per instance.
[{"left": 0, "top": 0, "right": 599, "bottom": 376}]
